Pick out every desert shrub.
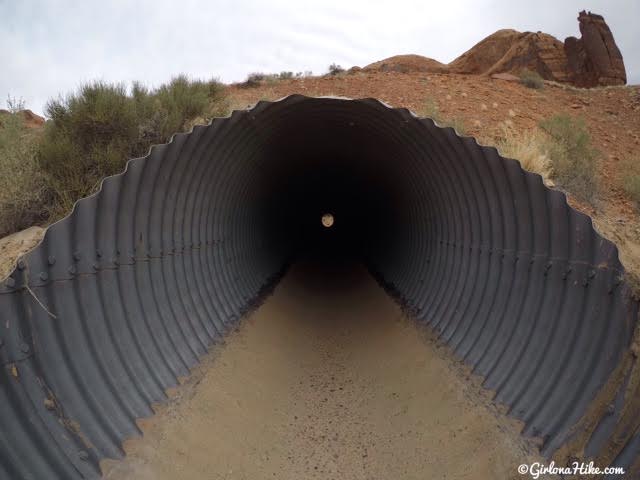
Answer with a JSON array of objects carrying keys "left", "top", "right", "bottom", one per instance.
[
  {"left": 39, "top": 82, "right": 141, "bottom": 215},
  {"left": 619, "top": 156, "right": 640, "bottom": 205},
  {"left": 496, "top": 126, "right": 551, "bottom": 178},
  {"left": 242, "top": 72, "right": 266, "bottom": 88},
  {"left": 0, "top": 113, "right": 48, "bottom": 236},
  {"left": 539, "top": 114, "right": 599, "bottom": 200},
  {"left": 38, "top": 76, "right": 227, "bottom": 217},
  {"left": 328, "top": 63, "right": 344, "bottom": 75},
  {"left": 519, "top": 69, "right": 544, "bottom": 89},
  {"left": 6, "top": 94, "right": 26, "bottom": 113},
  {"left": 153, "top": 75, "right": 224, "bottom": 135},
  {"left": 279, "top": 71, "right": 293, "bottom": 79},
  {"left": 265, "top": 74, "right": 280, "bottom": 86}
]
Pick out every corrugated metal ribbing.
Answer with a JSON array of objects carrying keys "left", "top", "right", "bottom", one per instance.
[{"left": 0, "top": 95, "right": 638, "bottom": 479}]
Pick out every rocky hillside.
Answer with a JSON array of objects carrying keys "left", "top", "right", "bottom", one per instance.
[{"left": 363, "top": 11, "right": 626, "bottom": 88}]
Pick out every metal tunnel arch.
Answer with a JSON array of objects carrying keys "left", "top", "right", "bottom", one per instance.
[{"left": 0, "top": 95, "right": 638, "bottom": 479}]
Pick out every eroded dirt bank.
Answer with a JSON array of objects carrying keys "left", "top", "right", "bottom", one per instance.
[{"left": 101, "top": 263, "right": 541, "bottom": 479}]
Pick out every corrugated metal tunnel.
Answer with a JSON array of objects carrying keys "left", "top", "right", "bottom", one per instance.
[{"left": 1, "top": 95, "right": 639, "bottom": 479}]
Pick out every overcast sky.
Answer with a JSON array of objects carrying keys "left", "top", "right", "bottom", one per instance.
[{"left": 1, "top": 0, "right": 638, "bottom": 115}]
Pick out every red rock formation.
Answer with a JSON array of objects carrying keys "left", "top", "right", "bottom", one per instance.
[
  {"left": 363, "top": 11, "right": 626, "bottom": 88},
  {"left": 363, "top": 54, "right": 448, "bottom": 74},
  {"left": 448, "top": 29, "right": 569, "bottom": 82},
  {"left": 0, "top": 109, "right": 45, "bottom": 129},
  {"left": 564, "top": 11, "right": 626, "bottom": 87},
  {"left": 18, "top": 110, "right": 45, "bottom": 128}
]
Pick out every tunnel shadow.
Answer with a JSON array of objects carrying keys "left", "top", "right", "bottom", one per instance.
[{"left": 284, "top": 259, "right": 372, "bottom": 300}]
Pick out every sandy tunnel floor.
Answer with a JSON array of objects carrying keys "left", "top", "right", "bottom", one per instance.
[{"left": 101, "top": 263, "right": 542, "bottom": 480}]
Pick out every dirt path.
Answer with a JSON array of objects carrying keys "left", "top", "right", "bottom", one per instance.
[{"left": 100, "top": 262, "right": 540, "bottom": 479}]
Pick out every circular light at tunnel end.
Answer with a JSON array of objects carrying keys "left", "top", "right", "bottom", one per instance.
[{"left": 321, "top": 213, "right": 334, "bottom": 228}]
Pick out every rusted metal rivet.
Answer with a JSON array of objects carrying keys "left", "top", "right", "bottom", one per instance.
[
  {"left": 17, "top": 260, "right": 26, "bottom": 271},
  {"left": 20, "top": 343, "right": 30, "bottom": 354},
  {"left": 6, "top": 278, "right": 15, "bottom": 288},
  {"left": 47, "top": 256, "right": 56, "bottom": 266},
  {"left": 606, "top": 404, "right": 615, "bottom": 415},
  {"left": 96, "top": 249, "right": 102, "bottom": 258},
  {"left": 73, "top": 251, "right": 81, "bottom": 262},
  {"left": 39, "top": 272, "right": 48, "bottom": 282},
  {"left": 78, "top": 450, "right": 89, "bottom": 461},
  {"left": 92, "top": 263, "right": 99, "bottom": 271},
  {"left": 68, "top": 265, "right": 77, "bottom": 275}
]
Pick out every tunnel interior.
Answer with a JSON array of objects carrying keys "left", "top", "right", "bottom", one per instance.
[
  {"left": 257, "top": 105, "right": 404, "bottom": 263},
  {"left": 0, "top": 95, "right": 639, "bottom": 479}
]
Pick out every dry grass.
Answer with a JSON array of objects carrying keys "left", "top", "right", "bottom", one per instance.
[
  {"left": 619, "top": 155, "right": 640, "bottom": 205},
  {"left": 491, "top": 115, "right": 600, "bottom": 202},
  {"left": 495, "top": 126, "right": 552, "bottom": 179},
  {"left": 420, "top": 97, "right": 466, "bottom": 135},
  {"left": 539, "top": 114, "right": 599, "bottom": 201}
]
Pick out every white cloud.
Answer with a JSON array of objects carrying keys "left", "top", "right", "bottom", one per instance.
[{"left": 0, "top": 0, "right": 637, "bottom": 114}]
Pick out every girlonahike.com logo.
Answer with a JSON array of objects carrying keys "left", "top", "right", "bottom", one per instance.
[{"left": 518, "top": 461, "right": 625, "bottom": 478}]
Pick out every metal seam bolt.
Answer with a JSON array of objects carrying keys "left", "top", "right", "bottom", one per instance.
[
  {"left": 609, "top": 275, "right": 624, "bottom": 294},
  {"left": 583, "top": 270, "right": 596, "bottom": 287}
]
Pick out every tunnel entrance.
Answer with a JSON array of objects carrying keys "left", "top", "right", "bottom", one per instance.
[{"left": 1, "top": 95, "right": 638, "bottom": 479}]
